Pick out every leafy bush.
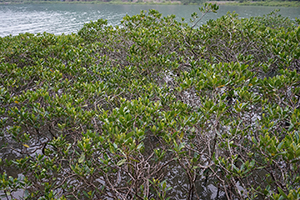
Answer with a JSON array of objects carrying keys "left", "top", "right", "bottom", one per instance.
[{"left": 0, "top": 4, "right": 299, "bottom": 199}]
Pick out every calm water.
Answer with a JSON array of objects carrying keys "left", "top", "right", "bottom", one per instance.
[{"left": 0, "top": 4, "right": 300, "bottom": 37}]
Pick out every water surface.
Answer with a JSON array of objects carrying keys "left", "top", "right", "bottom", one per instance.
[{"left": 0, "top": 4, "right": 300, "bottom": 37}]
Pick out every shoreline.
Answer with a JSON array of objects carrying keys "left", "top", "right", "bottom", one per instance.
[
  {"left": 225, "top": 1, "right": 300, "bottom": 7},
  {"left": 0, "top": 0, "right": 300, "bottom": 6},
  {"left": 0, "top": 0, "right": 182, "bottom": 5},
  {"left": 206, "top": 1, "right": 300, "bottom": 7}
]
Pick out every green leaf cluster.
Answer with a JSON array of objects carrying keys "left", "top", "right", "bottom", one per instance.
[{"left": 0, "top": 4, "right": 299, "bottom": 199}]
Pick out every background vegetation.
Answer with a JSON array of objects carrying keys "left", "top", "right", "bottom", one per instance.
[
  {"left": 1, "top": 0, "right": 300, "bottom": 6},
  {"left": 227, "top": 0, "right": 300, "bottom": 7},
  {"left": 0, "top": 4, "right": 300, "bottom": 199}
]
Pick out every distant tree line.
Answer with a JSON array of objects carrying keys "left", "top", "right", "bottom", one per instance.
[{"left": 0, "top": 0, "right": 300, "bottom": 4}]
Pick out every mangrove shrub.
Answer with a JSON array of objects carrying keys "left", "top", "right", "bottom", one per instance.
[{"left": 0, "top": 4, "right": 300, "bottom": 199}]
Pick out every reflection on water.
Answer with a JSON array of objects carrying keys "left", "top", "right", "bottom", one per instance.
[{"left": 0, "top": 4, "right": 300, "bottom": 37}]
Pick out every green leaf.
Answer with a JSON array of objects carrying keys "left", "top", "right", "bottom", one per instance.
[
  {"left": 117, "top": 159, "right": 126, "bottom": 166},
  {"left": 277, "top": 187, "right": 288, "bottom": 199},
  {"left": 78, "top": 152, "right": 85, "bottom": 163},
  {"left": 137, "top": 143, "right": 144, "bottom": 150}
]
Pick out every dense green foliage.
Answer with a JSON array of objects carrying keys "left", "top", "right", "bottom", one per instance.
[
  {"left": 0, "top": 4, "right": 300, "bottom": 199},
  {"left": 229, "top": 0, "right": 300, "bottom": 7}
]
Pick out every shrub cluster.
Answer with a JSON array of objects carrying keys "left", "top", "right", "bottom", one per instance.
[{"left": 0, "top": 4, "right": 300, "bottom": 199}]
